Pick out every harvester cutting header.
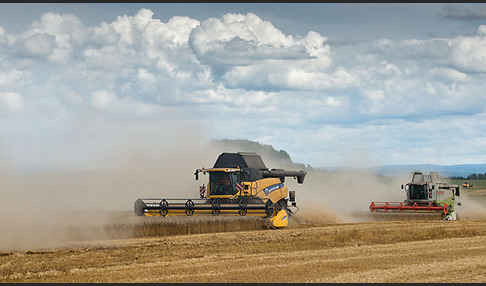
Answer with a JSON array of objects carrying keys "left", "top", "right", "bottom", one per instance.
[
  {"left": 134, "top": 152, "right": 307, "bottom": 228},
  {"left": 369, "top": 171, "right": 462, "bottom": 220}
]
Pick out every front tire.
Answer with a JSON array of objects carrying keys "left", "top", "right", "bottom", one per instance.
[{"left": 134, "top": 199, "right": 146, "bottom": 216}]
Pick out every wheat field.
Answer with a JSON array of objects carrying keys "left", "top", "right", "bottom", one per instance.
[{"left": 2, "top": 215, "right": 486, "bottom": 282}]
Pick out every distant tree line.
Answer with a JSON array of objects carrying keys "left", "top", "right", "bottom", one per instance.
[{"left": 449, "top": 173, "right": 486, "bottom": 180}]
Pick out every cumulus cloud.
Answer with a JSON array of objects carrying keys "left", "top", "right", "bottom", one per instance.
[
  {"left": 137, "top": 68, "right": 156, "bottom": 84},
  {"left": 189, "top": 13, "right": 332, "bottom": 76},
  {"left": 187, "top": 13, "right": 353, "bottom": 92},
  {"left": 0, "top": 92, "right": 23, "bottom": 112},
  {"left": 17, "top": 12, "right": 87, "bottom": 63},
  {"left": 449, "top": 31, "right": 486, "bottom": 73},
  {"left": 90, "top": 90, "right": 116, "bottom": 110},
  {"left": 188, "top": 84, "right": 279, "bottom": 110},
  {"left": 430, "top": 67, "right": 468, "bottom": 82},
  {"left": 364, "top": 90, "right": 385, "bottom": 101},
  {"left": 22, "top": 33, "right": 56, "bottom": 56},
  {"left": 223, "top": 64, "right": 355, "bottom": 91},
  {"left": 190, "top": 13, "right": 294, "bottom": 57},
  {"left": 0, "top": 70, "right": 24, "bottom": 86},
  {"left": 2, "top": 8, "right": 486, "bottom": 167}
]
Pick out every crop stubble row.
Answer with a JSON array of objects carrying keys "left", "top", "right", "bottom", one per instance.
[{"left": 2, "top": 219, "right": 486, "bottom": 282}]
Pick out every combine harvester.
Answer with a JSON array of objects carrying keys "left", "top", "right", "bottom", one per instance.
[
  {"left": 369, "top": 171, "right": 462, "bottom": 220},
  {"left": 134, "top": 152, "right": 306, "bottom": 228}
]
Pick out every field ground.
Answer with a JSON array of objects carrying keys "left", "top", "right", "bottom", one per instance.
[
  {"left": 2, "top": 190, "right": 486, "bottom": 282},
  {"left": 2, "top": 219, "right": 486, "bottom": 282}
]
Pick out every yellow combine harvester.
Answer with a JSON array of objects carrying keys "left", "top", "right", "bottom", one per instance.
[
  {"left": 462, "top": 182, "right": 473, "bottom": 189},
  {"left": 134, "top": 152, "right": 306, "bottom": 228}
]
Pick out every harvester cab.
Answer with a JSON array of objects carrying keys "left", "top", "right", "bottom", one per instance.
[
  {"left": 370, "top": 171, "right": 461, "bottom": 220},
  {"left": 134, "top": 152, "right": 307, "bottom": 228}
]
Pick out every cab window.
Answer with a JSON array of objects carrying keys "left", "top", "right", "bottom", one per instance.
[
  {"left": 409, "top": 184, "right": 427, "bottom": 200},
  {"left": 210, "top": 172, "right": 236, "bottom": 195}
]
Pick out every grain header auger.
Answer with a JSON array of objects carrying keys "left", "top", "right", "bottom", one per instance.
[
  {"left": 134, "top": 152, "right": 307, "bottom": 228},
  {"left": 369, "top": 171, "right": 462, "bottom": 220}
]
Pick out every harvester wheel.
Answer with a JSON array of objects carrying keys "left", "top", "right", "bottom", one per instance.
[
  {"left": 134, "top": 199, "right": 146, "bottom": 216},
  {"left": 238, "top": 196, "right": 248, "bottom": 206},
  {"left": 239, "top": 208, "right": 247, "bottom": 216},
  {"left": 160, "top": 199, "right": 168, "bottom": 217},
  {"left": 238, "top": 197, "right": 248, "bottom": 216},
  {"left": 185, "top": 200, "right": 195, "bottom": 216}
]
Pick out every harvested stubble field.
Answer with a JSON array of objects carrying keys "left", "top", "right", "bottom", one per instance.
[{"left": 2, "top": 210, "right": 486, "bottom": 282}]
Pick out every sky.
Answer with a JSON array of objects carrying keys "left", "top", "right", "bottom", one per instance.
[{"left": 1, "top": 3, "right": 486, "bottom": 169}]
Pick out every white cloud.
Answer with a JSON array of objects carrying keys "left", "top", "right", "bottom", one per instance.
[
  {"left": 91, "top": 9, "right": 199, "bottom": 52},
  {"left": 143, "top": 14, "right": 200, "bottom": 49},
  {"left": 189, "top": 84, "right": 278, "bottom": 109},
  {"left": 191, "top": 13, "right": 293, "bottom": 55},
  {"left": 31, "top": 12, "right": 85, "bottom": 37},
  {"left": 478, "top": 25, "right": 486, "bottom": 36},
  {"left": 302, "top": 31, "right": 329, "bottom": 58},
  {"left": 3, "top": 9, "right": 486, "bottom": 168},
  {"left": 18, "top": 12, "right": 87, "bottom": 64},
  {"left": 0, "top": 92, "right": 24, "bottom": 112},
  {"left": 22, "top": 33, "right": 56, "bottom": 56},
  {"left": 190, "top": 13, "right": 330, "bottom": 68},
  {"left": 325, "top": 97, "right": 342, "bottom": 107},
  {"left": 430, "top": 67, "right": 468, "bottom": 82},
  {"left": 449, "top": 28, "right": 486, "bottom": 73},
  {"left": 364, "top": 90, "right": 385, "bottom": 101},
  {"left": 137, "top": 68, "right": 156, "bottom": 84},
  {"left": 222, "top": 63, "right": 354, "bottom": 91},
  {"left": 90, "top": 90, "right": 116, "bottom": 109},
  {"left": 0, "top": 70, "right": 23, "bottom": 86}
]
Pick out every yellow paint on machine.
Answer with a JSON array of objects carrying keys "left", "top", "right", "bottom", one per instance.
[
  {"left": 134, "top": 152, "right": 307, "bottom": 229},
  {"left": 270, "top": 209, "right": 289, "bottom": 228}
]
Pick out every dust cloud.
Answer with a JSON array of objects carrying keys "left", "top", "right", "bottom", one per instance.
[
  {"left": 2, "top": 116, "right": 483, "bottom": 250},
  {"left": 0, "top": 114, "right": 223, "bottom": 250},
  {"left": 458, "top": 192, "right": 486, "bottom": 220},
  {"left": 284, "top": 169, "right": 407, "bottom": 223},
  {"left": 261, "top": 149, "right": 410, "bottom": 224}
]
